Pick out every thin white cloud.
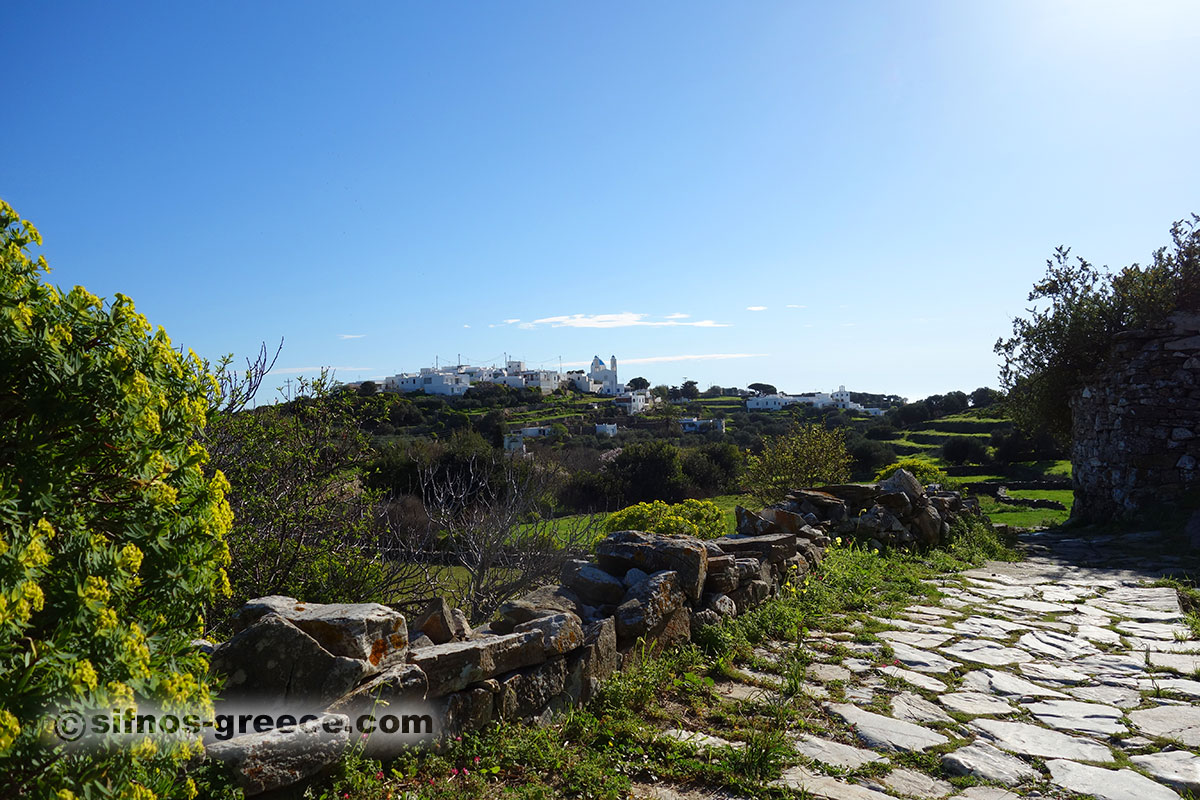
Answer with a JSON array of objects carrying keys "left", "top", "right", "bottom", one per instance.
[
  {"left": 338, "top": 334, "right": 366, "bottom": 340},
  {"left": 463, "top": 324, "right": 471, "bottom": 328},
  {"left": 522, "top": 312, "right": 730, "bottom": 329},
  {"left": 563, "top": 353, "right": 767, "bottom": 367},
  {"left": 502, "top": 318, "right": 521, "bottom": 325},
  {"left": 746, "top": 306, "right": 767, "bottom": 312},
  {"left": 664, "top": 312, "right": 690, "bottom": 319},
  {"left": 268, "top": 366, "right": 374, "bottom": 375},
  {"left": 786, "top": 304, "right": 806, "bottom": 309}
]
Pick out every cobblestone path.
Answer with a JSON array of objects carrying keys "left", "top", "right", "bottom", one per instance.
[{"left": 643, "top": 528, "right": 1200, "bottom": 800}]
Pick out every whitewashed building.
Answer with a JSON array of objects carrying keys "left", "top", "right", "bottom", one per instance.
[
  {"left": 588, "top": 355, "right": 624, "bottom": 396},
  {"left": 596, "top": 423, "right": 617, "bottom": 437},
  {"left": 614, "top": 390, "right": 653, "bottom": 415}
]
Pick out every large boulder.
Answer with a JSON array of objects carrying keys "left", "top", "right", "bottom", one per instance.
[
  {"left": 210, "top": 614, "right": 371, "bottom": 708},
  {"left": 614, "top": 570, "right": 687, "bottom": 641},
  {"left": 877, "top": 469, "right": 925, "bottom": 503},
  {"left": 436, "top": 687, "right": 494, "bottom": 737},
  {"left": 816, "top": 484, "right": 879, "bottom": 513},
  {"left": 328, "top": 663, "right": 432, "bottom": 758},
  {"left": 408, "top": 630, "right": 545, "bottom": 697},
  {"left": 596, "top": 530, "right": 708, "bottom": 604},
  {"left": 909, "top": 506, "right": 943, "bottom": 547},
  {"left": 560, "top": 559, "right": 626, "bottom": 605},
  {"left": 205, "top": 714, "right": 351, "bottom": 796},
  {"left": 786, "top": 488, "right": 849, "bottom": 521},
  {"left": 231, "top": 596, "right": 408, "bottom": 668}
]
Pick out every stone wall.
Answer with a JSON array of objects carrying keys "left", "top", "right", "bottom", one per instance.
[
  {"left": 1070, "top": 311, "right": 1200, "bottom": 522},
  {"left": 202, "top": 471, "right": 973, "bottom": 795}
]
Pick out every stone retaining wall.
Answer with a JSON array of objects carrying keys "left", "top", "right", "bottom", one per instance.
[{"left": 1070, "top": 311, "right": 1200, "bottom": 522}]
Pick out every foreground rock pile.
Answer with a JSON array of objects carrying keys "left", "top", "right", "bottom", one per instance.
[
  {"left": 204, "top": 521, "right": 823, "bottom": 793},
  {"left": 737, "top": 468, "right": 978, "bottom": 548}
]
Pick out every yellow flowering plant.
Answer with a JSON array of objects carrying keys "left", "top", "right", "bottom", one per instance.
[
  {"left": 0, "top": 201, "right": 233, "bottom": 797},
  {"left": 602, "top": 498, "right": 726, "bottom": 542}
]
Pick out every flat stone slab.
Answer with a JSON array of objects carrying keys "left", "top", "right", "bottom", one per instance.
[
  {"left": 891, "top": 691, "right": 952, "bottom": 724},
  {"left": 1018, "top": 661, "right": 1091, "bottom": 684},
  {"left": 1090, "top": 599, "right": 1184, "bottom": 622},
  {"left": 879, "top": 665, "right": 947, "bottom": 692},
  {"left": 953, "top": 789, "right": 1020, "bottom": 800},
  {"left": 809, "top": 663, "right": 853, "bottom": 683},
  {"left": 1076, "top": 624, "right": 1124, "bottom": 645},
  {"left": 908, "top": 604, "right": 961, "bottom": 617},
  {"left": 715, "top": 682, "right": 776, "bottom": 703},
  {"left": 1102, "top": 586, "right": 1183, "bottom": 612},
  {"left": 1046, "top": 759, "right": 1181, "bottom": 800},
  {"left": 1129, "top": 705, "right": 1200, "bottom": 746},
  {"left": 941, "top": 640, "right": 1032, "bottom": 666},
  {"left": 970, "top": 718, "right": 1115, "bottom": 762},
  {"left": 939, "top": 691, "right": 1016, "bottom": 716},
  {"left": 1026, "top": 699, "right": 1127, "bottom": 736},
  {"left": 874, "top": 768, "right": 953, "bottom": 798},
  {"left": 1131, "top": 750, "right": 1200, "bottom": 794},
  {"left": 951, "top": 616, "right": 1030, "bottom": 639},
  {"left": 1138, "top": 677, "right": 1200, "bottom": 698},
  {"left": 888, "top": 641, "right": 957, "bottom": 673},
  {"left": 879, "top": 629, "right": 953, "bottom": 649},
  {"left": 1016, "top": 629, "right": 1100, "bottom": 659},
  {"left": 661, "top": 729, "right": 742, "bottom": 751},
  {"left": 1067, "top": 684, "right": 1143, "bottom": 708},
  {"left": 1127, "top": 637, "right": 1200, "bottom": 653},
  {"left": 963, "top": 579, "right": 1032, "bottom": 598},
  {"left": 941, "top": 741, "right": 1038, "bottom": 784},
  {"left": 773, "top": 766, "right": 894, "bottom": 800},
  {"left": 793, "top": 733, "right": 887, "bottom": 769},
  {"left": 1117, "top": 620, "right": 1194, "bottom": 640},
  {"left": 961, "top": 668, "right": 1067, "bottom": 698},
  {"left": 827, "top": 703, "right": 948, "bottom": 753},
  {"left": 1000, "top": 598, "right": 1074, "bottom": 614},
  {"left": 1147, "top": 651, "right": 1200, "bottom": 673}
]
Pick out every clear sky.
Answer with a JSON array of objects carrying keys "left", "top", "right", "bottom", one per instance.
[{"left": 5, "top": 1, "right": 1199, "bottom": 401}]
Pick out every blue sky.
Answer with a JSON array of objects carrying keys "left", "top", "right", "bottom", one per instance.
[{"left": 5, "top": 1, "right": 1199, "bottom": 401}]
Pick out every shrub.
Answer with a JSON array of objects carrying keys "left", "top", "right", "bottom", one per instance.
[
  {"left": 744, "top": 423, "right": 851, "bottom": 505},
  {"left": 0, "top": 201, "right": 232, "bottom": 797},
  {"left": 996, "top": 215, "right": 1199, "bottom": 442},
  {"left": 872, "top": 457, "right": 950, "bottom": 487},
  {"left": 603, "top": 499, "right": 725, "bottom": 540},
  {"left": 941, "top": 436, "right": 990, "bottom": 466}
]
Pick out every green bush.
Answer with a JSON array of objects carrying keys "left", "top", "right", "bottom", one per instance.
[
  {"left": 603, "top": 499, "right": 725, "bottom": 540},
  {"left": 872, "top": 457, "right": 950, "bottom": 487},
  {"left": 0, "top": 201, "right": 231, "bottom": 797},
  {"left": 744, "top": 423, "right": 851, "bottom": 505}
]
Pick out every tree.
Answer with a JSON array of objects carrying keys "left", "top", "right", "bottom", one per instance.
[
  {"left": 681, "top": 380, "right": 700, "bottom": 400},
  {"left": 744, "top": 423, "right": 851, "bottom": 505},
  {"left": 412, "top": 453, "right": 601, "bottom": 622},
  {"left": 627, "top": 376, "right": 650, "bottom": 391},
  {"left": 942, "top": 436, "right": 989, "bottom": 466},
  {"left": 650, "top": 384, "right": 670, "bottom": 400},
  {"left": 701, "top": 384, "right": 723, "bottom": 398},
  {"left": 606, "top": 440, "right": 688, "bottom": 504},
  {"left": 970, "top": 387, "right": 1001, "bottom": 409},
  {"left": 748, "top": 382, "right": 777, "bottom": 396},
  {"left": 203, "top": 356, "right": 428, "bottom": 632},
  {"left": 0, "top": 201, "right": 231, "bottom": 797},
  {"left": 996, "top": 215, "right": 1199, "bottom": 443},
  {"left": 357, "top": 380, "right": 379, "bottom": 396}
]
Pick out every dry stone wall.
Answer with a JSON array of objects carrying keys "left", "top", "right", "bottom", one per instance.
[
  {"left": 202, "top": 470, "right": 974, "bottom": 795},
  {"left": 1070, "top": 311, "right": 1200, "bottom": 522}
]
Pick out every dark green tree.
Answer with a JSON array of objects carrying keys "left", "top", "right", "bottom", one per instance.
[{"left": 627, "top": 376, "right": 650, "bottom": 391}]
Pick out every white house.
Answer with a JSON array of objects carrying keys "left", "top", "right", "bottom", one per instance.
[
  {"left": 383, "top": 367, "right": 473, "bottom": 396},
  {"left": 746, "top": 393, "right": 807, "bottom": 411},
  {"left": 595, "top": 423, "right": 617, "bottom": 437},
  {"left": 614, "top": 389, "right": 653, "bottom": 415},
  {"left": 747, "top": 386, "right": 885, "bottom": 415}
]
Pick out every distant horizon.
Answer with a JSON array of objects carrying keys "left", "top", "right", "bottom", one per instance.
[{"left": 6, "top": 1, "right": 1199, "bottom": 403}]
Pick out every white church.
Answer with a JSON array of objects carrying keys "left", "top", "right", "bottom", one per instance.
[{"left": 381, "top": 354, "right": 627, "bottom": 398}]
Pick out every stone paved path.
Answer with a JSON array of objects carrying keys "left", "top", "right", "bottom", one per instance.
[{"left": 642, "top": 528, "right": 1200, "bottom": 800}]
